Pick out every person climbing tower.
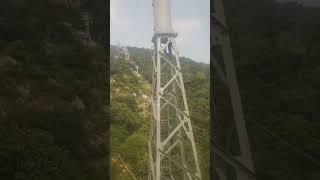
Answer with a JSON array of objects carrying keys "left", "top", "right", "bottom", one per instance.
[{"left": 168, "top": 41, "right": 173, "bottom": 55}]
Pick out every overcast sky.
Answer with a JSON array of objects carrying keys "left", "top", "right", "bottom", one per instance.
[{"left": 110, "top": 0, "right": 210, "bottom": 64}]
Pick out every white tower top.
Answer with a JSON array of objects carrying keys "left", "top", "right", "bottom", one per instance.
[{"left": 152, "top": 0, "right": 175, "bottom": 35}]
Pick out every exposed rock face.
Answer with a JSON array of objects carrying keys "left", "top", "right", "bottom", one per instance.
[
  {"left": 48, "top": 78, "right": 62, "bottom": 87},
  {"left": 0, "top": 56, "right": 17, "bottom": 67},
  {"left": 17, "top": 84, "right": 31, "bottom": 97},
  {"left": 72, "top": 96, "right": 85, "bottom": 111},
  {"left": 141, "top": 94, "right": 149, "bottom": 101}
]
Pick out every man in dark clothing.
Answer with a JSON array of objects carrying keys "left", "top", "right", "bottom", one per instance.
[{"left": 168, "top": 41, "right": 173, "bottom": 55}]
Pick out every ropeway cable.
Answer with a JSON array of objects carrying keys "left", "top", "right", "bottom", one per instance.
[{"left": 247, "top": 118, "right": 320, "bottom": 167}]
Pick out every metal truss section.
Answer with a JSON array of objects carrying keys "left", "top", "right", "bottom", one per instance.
[
  {"left": 80, "top": 11, "right": 92, "bottom": 42},
  {"left": 149, "top": 35, "right": 202, "bottom": 180},
  {"left": 212, "top": 0, "right": 256, "bottom": 180}
]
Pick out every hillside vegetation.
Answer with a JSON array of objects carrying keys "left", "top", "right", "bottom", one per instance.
[{"left": 0, "top": 1, "right": 108, "bottom": 179}]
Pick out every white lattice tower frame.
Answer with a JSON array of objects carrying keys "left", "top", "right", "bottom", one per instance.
[{"left": 148, "top": 1, "right": 202, "bottom": 179}]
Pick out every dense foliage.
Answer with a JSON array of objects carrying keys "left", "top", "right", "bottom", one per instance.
[{"left": 0, "top": 1, "right": 108, "bottom": 179}]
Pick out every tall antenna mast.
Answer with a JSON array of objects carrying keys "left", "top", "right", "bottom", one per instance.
[
  {"left": 149, "top": 0, "right": 202, "bottom": 179},
  {"left": 212, "top": 0, "right": 256, "bottom": 179}
]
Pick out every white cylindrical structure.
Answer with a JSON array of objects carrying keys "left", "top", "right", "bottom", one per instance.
[{"left": 153, "top": 0, "right": 173, "bottom": 34}]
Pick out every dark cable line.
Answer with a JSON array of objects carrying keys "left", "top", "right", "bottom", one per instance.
[{"left": 246, "top": 118, "right": 320, "bottom": 167}]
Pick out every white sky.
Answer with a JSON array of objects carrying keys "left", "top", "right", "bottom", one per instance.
[{"left": 110, "top": 0, "right": 210, "bottom": 63}]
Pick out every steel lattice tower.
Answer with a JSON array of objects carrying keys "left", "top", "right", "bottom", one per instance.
[
  {"left": 212, "top": 0, "right": 256, "bottom": 180},
  {"left": 149, "top": 0, "right": 202, "bottom": 179}
]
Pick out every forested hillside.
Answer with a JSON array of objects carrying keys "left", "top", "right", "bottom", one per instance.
[
  {"left": 110, "top": 45, "right": 210, "bottom": 179},
  {"left": 219, "top": 0, "right": 320, "bottom": 179},
  {"left": 0, "top": 1, "right": 107, "bottom": 179}
]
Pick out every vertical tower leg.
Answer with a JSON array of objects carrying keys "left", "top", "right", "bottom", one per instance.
[
  {"left": 155, "top": 37, "right": 162, "bottom": 180},
  {"left": 171, "top": 66, "right": 187, "bottom": 180},
  {"left": 171, "top": 39, "right": 202, "bottom": 179},
  {"left": 212, "top": 0, "right": 256, "bottom": 180}
]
